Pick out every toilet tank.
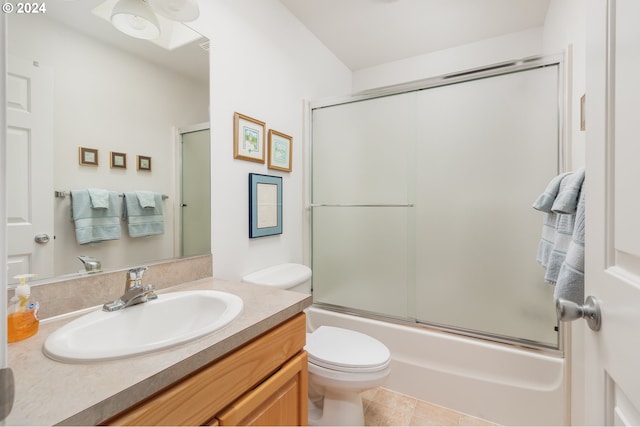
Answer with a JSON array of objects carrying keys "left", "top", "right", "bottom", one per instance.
[{"left": 242, "top": 263, "right": 312, "bottom": 294}]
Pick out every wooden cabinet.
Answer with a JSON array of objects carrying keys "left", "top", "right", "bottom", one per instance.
[
  {"left": 216, "top": 351, "right": 308, "bottom": 426},
  {"left": 104, "top": 313, "right": 307, "bottom": 426}
]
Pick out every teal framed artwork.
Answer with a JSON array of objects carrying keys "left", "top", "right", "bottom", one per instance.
[{"left": 249, "top": 173, "right": 282, "bottom": 238}]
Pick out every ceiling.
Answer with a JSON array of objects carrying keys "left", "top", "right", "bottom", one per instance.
[
  {"left": 38, "top": 0, "right": 551, "bottom": 82},
  {"left": 278, "top": 0, "right": 551, "bottom": 71},
  {"left": 40, "top": 0, "right": 209, "bottom": 85}
]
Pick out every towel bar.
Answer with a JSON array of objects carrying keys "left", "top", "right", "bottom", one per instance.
[
  {"left": 53, "top": 190, "right": 169, "bottom": 200},
  {"left": 55, "top": 191, "right": 168, "bottom": 200},
  {"left": 309, "top": 203, "right": 413, "bottom": 208}
]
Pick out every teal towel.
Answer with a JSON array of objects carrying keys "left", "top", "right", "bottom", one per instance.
[
  {"left": 135, "top": 191, "right": 156, "bottom": 208},
  {"left": 88, "top": 188, "right": 109, "bottom": 209},
  {"left": 555, "top": 185, "right": 585, "bottom": 304},
  {"left": 532, "top": 172, "right": 572, "bottom": 213},
  {"left": 122, "top": 192, "right": 164, "bottom": 237},
  {"left": 551, "top": 168, "right": 585, "bottom": 214},
  {"left": 71, "top": 190, "right": 121, "bottom": 244}
]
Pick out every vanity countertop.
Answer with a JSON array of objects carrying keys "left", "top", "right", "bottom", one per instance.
[{"left": 6, "top": 278, "right": 312, "bottom": 426}]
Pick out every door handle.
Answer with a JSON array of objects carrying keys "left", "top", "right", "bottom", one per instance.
[
  {"left": 556, "top": 296, "right": 601, "bottom": 331},
  {"left": 34, "top": 233, "right": 50, "bottom": 244}
]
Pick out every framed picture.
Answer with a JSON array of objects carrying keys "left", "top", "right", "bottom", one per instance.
[
  {"left": 110, "top": 151, "right": 127, "bottom": 169},
  {"left": 234, "top": 112, "right": 266, "bottom": 163},
  {"left": 249, "top": 173, "right": 282, "bottom": 238},
  {"left": 137, "top": 155, "right": 152, "bottom": 171},
  {"left": 580, "top": 93, "right": 586, "bottom": 131},
  {"left": 267, "top": 129, "right": 292, "bottom": 172},
  {"left": 79, "top": 147, "right": 98, "bottom": 166}
]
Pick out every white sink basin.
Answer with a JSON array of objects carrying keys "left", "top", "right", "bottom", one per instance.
[{"left": 43, "top": 290, "right": 243, "bottom": 363}]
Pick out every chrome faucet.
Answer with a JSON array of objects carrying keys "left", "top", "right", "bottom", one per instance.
[
  {"left": 102, "top": 266, "right": 157, "bottom": 312},
  {"left": 78, "top": 256, "right": 101, "bottom": 273}
]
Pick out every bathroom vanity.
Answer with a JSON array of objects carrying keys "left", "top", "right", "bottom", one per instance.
[
  {"left": 105, "top": 314, "right": 308, "bottom": 426},
  {"left": 5, "top": 278, "right": 311, "bottom": 426}
]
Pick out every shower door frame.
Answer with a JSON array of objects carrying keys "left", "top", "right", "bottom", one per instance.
[{"left": 306, "top": 54, "right": 568, "bottom": 355}]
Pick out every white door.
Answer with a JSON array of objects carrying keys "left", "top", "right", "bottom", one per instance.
[
  {"left": 6, "top": 56, "right": 54, "bottom": 283},
  {"left": 582, "top": 0, "right": 640, "bottom": 424}
]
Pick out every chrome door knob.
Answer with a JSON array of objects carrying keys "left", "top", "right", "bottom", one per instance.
[
  {"left": 556, "top": 296, "right": 601, "bottom": 331},
  {"left": 34, "top": 233, "right": 50, "bottom": 244}
]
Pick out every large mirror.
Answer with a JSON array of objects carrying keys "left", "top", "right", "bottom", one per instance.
[{"left": 6, "top": 0, "right": 210, "bottom": 284}]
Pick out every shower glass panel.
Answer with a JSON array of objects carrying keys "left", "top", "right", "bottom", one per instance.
[
  {"left": 312, "top": 93, "right": 417, "bottom": 319},
  {"left": 413, "top": 67, "right": 558, "bottom": 346},
  {"left": 311, "top": 61, "right": 561, "bottom": 349}
]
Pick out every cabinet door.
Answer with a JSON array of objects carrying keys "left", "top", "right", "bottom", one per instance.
[{"left": 216, "top": 351, "right": 308, "bottom": 426}]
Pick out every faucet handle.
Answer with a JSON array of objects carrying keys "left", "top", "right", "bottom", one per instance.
[{"left": 126, "top": 266, "right": 148, "bottom": 290}]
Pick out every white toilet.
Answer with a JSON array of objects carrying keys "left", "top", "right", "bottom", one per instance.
[{"left": 242, "top": 263, "right": 391, "bottom": 426}]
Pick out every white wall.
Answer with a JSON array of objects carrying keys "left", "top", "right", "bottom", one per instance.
[
  {"left": 188, "top": 0, "right": 352, "bottom": 281},
  {"left": 352, "top": 27, "right": 544, "bottom": 92},
  {"left": 542, "top": 0, "right": 587, "bottom": 170},
  {"left": 8, "top": 14, "right": 209, "bottom": 277}
]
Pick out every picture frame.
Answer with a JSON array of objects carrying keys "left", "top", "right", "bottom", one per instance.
[
  {"left": 234, "top": 112, "right": 266, "bottom": 163},
  {"left": 267, "top": 129, "right": 292, "bottom": 172},
  {"left": 580, "top": 93, "right": 586, "bottom": 131},
  {"left": 137, "top": 155, "right": 152, "bottom": 171},
  {"left": 110, "top": 151, "right": 127, "bottom": 169},
  {"left": 249, "top": 173, "right": 282, "bottom": 238},
  {"left": 79, "top": 147, "right": 98, "bottom": 166}
]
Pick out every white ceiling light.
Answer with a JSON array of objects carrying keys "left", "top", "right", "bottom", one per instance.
[
  {"left": 148, "top": 0, "right": 199, "bottom": 22},
  {"left": 111, "top": 0, "right": 161, "bottom": 40}
]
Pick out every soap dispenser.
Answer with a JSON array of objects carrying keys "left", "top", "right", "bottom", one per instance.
[{"left": 7, "top": 274, "right": 40, "bottom": 343}]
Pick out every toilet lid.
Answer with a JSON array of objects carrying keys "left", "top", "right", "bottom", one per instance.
[{"left": 305, "top": 326, "right": 391, "bottom": 373}]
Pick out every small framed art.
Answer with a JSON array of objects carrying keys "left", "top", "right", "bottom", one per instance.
[
  {"left": 79, "top": 147, "right": 98, "bottom": 166},
  {"left": 110, "top": 151, "right": 127, "bottom": 169},
  {"left": 137, "top": 155, "right": 152, "bottom": 171},
  {"left": 234, "top": 112, "right": 266, "bottom": 163},
  {"left": 249, "top": 173, "right": 282, "bottom": 238},
  {"left": 267, "top": 129, "right": 292, "bottom": 172}
]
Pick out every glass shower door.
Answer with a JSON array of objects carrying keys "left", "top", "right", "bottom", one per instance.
[
  {"left": 413, "top": 66, "right": 559, "bottom": 346},
  {"left": 311, "top": 93, "right": 417, "bottom": 319},
  {"left": 311, "top": 61, "right": 561, "bottom": 348}
]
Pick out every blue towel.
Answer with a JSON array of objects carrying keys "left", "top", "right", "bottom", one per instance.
[
  {"left": 532, "top": 171, "right": 572, "bottom": 213},
  {"left": 122, "top": 192, "right": 164, "bottom": 237},
  {"left": 88, "top": 188, "right": 109, "bottom": 209},
  {"left": 555, "top": 186, "right": 585, "bottom": 304},
  {"left": 70, "top": 190, "right": 121, "bottom": 244},
  {"left": 551, "top": 168, "right": 585, "bottom": 214},
  {"left": 535, "top": 173, "right": 576, "bottom": 284},
  {"left": 135, "top": 191, "right": 156, "bottom": 208}
]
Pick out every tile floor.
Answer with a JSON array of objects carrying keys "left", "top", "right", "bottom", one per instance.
[{"left": 362, "top": 387, "right": 499, "bottom": 426}]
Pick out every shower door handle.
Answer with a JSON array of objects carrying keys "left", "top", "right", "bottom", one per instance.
[{"left": 556, "top": 296, "right": 601, "bottom": 331}]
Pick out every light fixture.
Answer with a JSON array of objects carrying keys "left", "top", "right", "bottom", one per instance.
[
  {"left": 111, "top": 0, "right": 161, "bottom": 40},
  {"left": 148, "top": 0, "right": 199, "bottom": 22}
]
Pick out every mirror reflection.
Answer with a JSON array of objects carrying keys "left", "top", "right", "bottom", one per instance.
[{"left": 6, "top": 1, "right": 210, "bottom": 284}]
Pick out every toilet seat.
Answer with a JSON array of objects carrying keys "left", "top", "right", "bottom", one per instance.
[{"left": 306, "top": 326, "right": 391, "bottom": 373}]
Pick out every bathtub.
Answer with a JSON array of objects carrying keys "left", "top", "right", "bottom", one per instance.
[{"left": 306, "top": 306, "right": 568, "bottom": 426}]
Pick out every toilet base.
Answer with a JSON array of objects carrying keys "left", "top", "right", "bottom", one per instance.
[{"left": 308, "top": 388, "right": 365, "bottom": 426}]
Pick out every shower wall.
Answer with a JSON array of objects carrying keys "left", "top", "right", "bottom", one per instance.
[{"left": 311, "top": 61, "right": 561, "bottom": 348}]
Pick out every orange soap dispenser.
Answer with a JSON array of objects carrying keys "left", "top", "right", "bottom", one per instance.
[{"left": 7, "top": 274, "right": 40, "bottom": 343}]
